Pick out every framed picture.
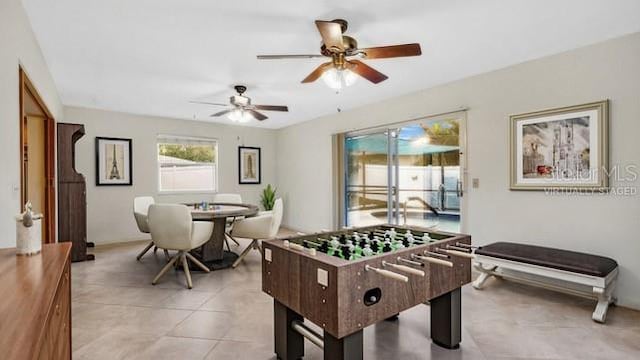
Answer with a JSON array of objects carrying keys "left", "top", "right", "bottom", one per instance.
[
  {"left": 510, "top": 100, "right": 609, "bottom": 190},
  {"left": 238, "top": 146, "right": 261, "bottom": 184},
  {"left": 95, "top": 137, "right": 132, "bottom": 186}
]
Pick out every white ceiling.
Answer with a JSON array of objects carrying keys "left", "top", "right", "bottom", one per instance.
[{"left": 22, "top": 0, "right": 640, "bottom": 129}]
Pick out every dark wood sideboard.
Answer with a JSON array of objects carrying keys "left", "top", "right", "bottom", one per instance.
[
  {"left": 57, "top": 123, "right": 93, "bottom": 262},
  {"left": 0, "top": 243, "right": 72, "bottom": 360}
]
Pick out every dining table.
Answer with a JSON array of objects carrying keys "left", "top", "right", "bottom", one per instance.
[{"left": 188, "top": 202, "right": 259, "bottom": 270}]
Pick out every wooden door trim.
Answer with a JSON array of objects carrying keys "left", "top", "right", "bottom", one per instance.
[{"left": 19, "top": 66, "right": 56, "bottom": 244}]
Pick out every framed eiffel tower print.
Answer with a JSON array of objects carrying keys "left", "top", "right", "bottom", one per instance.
[
  {"left": 238, "top": 146, "right": 261, "bottom": 184},
  {"left": 96, "top": 137, "right": 133, "bottom": 186}
]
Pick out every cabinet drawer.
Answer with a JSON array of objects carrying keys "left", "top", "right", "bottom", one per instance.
[
  {"left": 49, "top": 263, "right": 69, "bottom": 331},
  {"left": 41, "top": 260, "right": 71, "bottom": 360}
]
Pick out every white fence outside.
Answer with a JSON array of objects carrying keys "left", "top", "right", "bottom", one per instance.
[
  {"left": 159, "top": 165, "right": 217, "bottom": 192},
  {"left": 349, "top": 164, "right": 460, "bottom": 209}
]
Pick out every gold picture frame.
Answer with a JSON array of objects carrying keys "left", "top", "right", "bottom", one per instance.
[{"left": 510, "top": 100, "right": 609, "bottom": 190}]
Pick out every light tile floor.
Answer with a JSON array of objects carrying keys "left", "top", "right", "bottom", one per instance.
[{"left": 72, "top": 231, "right": 640, "bottom": 360}]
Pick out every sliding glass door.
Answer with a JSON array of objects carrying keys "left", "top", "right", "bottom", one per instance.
[
  {"left": 344, "top": 115, "right": 465, "bottom": 232},
  {"left": 345, "top": 131, "right": 391, "bottom": 226}
]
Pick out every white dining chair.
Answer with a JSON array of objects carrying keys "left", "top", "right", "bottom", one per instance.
[
  {"left": 213, "top": 193, "right": 242, "bottom": 248},
  {"left": 231, "top": 198, "right": 283, "bottom": 268},
  {"left": 133, "top": 196, "right": 169, "bottom": 261},
  {"left": 147, "top": 204, "right": 212, "bottom": 289}
]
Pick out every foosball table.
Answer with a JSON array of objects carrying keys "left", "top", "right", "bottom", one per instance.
[{"left": 262, "top": 224, "right": 473, "bottom": 360}]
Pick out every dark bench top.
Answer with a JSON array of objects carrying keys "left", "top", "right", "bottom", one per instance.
[{"left": 475, "top": 242, "right": 617, "bottom": 278}]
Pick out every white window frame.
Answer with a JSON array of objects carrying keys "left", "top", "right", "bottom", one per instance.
[{"left": 156, "top": 134, "right": 219, "bottom": 194}]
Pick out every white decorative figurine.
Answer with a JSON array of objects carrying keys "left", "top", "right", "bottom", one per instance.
[{"left": 16, "top": 202, "right": 43, "bottom": 255}]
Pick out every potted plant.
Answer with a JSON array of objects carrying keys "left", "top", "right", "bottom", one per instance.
[{"left": 260, "top": 184, "right": 277, "bottom": 211}]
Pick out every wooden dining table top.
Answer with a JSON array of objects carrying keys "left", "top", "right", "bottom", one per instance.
[{"left": 188, "top": 202, "right": 259, "bottom": 220}]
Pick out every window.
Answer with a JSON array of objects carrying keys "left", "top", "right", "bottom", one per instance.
[{"left": 157, "top": 135, "right": 218, "bottom": 193}]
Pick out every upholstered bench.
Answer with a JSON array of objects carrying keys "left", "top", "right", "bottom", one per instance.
[{"left": 472, "top": 242, "right": 618, "bottom": 323}]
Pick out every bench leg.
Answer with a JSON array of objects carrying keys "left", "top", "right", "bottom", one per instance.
[
  {"left": 472, "top": 263, "right": 497, "bottom": 290},
  {"left": 473, "top": 272, "right": 492, "bottom": 290},
  {"left": 592, "top": 286, "right": 615, "bottom": 323}
]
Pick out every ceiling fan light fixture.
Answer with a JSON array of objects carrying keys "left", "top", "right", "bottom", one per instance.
[
  {"left": 321, "top": 67, "right": 358, "bottom": 90},
  {"left": 231, "top": 95, "right": 250, "bottom": 107},
  {"left": 228, "top": 108, "right": 253, "bottom": 123}
]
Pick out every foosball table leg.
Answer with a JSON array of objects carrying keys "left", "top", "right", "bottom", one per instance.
[
  {"left": 323, "top": 329, "right": 363, "bottom": 360},
  {"left": 274, "top": 300, "right": 304, "bottom": 360},
  {"left": 430, "top": 287, "right": 462, "bottom": 349},
  {"left": 384, "top": 313, "right": 400, "bottom": 321}
]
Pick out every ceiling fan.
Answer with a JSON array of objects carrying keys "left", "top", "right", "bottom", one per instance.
[
  {"left": 257, "top": 19, "right": 422, "bottom": 90},
  {"left": 189, "top": 85, "right": 288, "bottom": 122}
]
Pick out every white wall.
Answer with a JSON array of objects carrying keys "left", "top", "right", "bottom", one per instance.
[
  {"left": 0, "top": 0, "right": 63, "bottom": 249},
  {"left": 2, "top": 0, "right": 638, "bottom": 308},
  {"left": 64, "top": 107, "right": 277, "bottom": 245},
  {"left": 276, "top": 32, "right": 640, "bottom": 308}
]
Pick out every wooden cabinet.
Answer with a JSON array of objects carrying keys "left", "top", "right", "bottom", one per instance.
[
  {"left": 57, "top": 123, "right": 93, "bottom": 262},
  {"left": 0, "top": 243, "right": 72, "bottom": 360}
]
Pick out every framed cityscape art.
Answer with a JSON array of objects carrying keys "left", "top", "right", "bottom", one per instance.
[
  {"left": 95, "top": 137, "right": 133, "bottom": 186},
  {"left": 510, "top": 100, "right": 609, "bottom": 190}
]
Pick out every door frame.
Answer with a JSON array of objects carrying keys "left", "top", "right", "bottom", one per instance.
[{"left": 19, "top": 66, "right": 56, "bottom": 244}]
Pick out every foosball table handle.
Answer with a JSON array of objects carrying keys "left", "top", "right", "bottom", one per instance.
[
  {"left": 365, "top": 265, "right": 409, "bottom": 282},
  {"left": 382, "top": 261, "right": 425, "bottom": 277},
  {"left": 443, "top": 249, "right": 476, "bottom": 259},
  {"left": 283, "top": 240, "right": 317, "bottom": 256},
  {"left": 425, "top": 256, "right": 454, "bottom": 267},
  {"left": 412, "top": 254, "right": 454, "bottom": 268}
]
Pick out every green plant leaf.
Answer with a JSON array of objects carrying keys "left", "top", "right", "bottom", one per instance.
[{"left": 260, "top": 184, "right": 277, "bottom": 210}]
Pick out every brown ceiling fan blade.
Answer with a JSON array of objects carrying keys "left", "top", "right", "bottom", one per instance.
[
  {"left": 247, "top": 109, "right": 268, "bottom": 121},
  {"left": 315, "top": 20, "right": 344, "bottom": 52},
  {"left": 301, "top": 62, "right": 333, "bottom": 83},
  {"left": 257, "top": 54, "right": 325, "bottom": 59},
  {"left": 190, "top": 100, "right": 230, "bottom": 106},
  {"left": 210, "top": 109, "right": 233, "bottom": 117},
  {"left": 346, "top": 60, "right": 388, "bottom": 84},
  {"left": 358, "top": 43, "right": 422, "bottom": 59},
  {"left": 253, "top": 105, "right": 289, "bottom": 112}
]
